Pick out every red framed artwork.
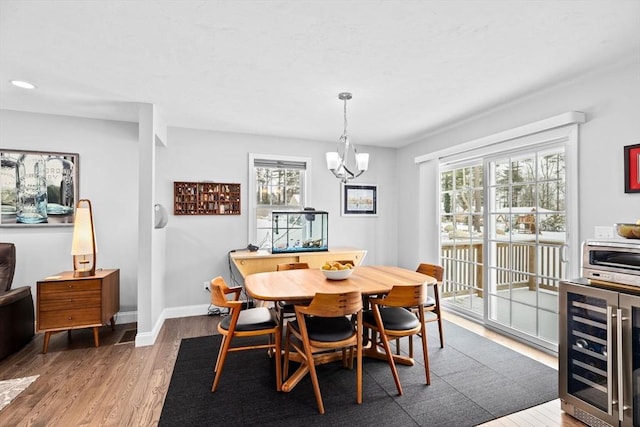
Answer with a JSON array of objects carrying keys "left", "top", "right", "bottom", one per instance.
[{"left": 624, "top": 143, "right": 640, "bottom": 193}]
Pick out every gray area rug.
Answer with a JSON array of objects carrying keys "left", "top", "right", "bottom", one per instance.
[
  {"left": 160, "top": 320, "right": 558, "bottom": 426},
  {"left": 0, "top": 375, "right": 39, "bottom": 413}
]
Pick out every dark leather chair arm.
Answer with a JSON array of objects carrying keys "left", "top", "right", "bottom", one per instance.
[{"left": 0, "top": 286, "right": 32, "bottom": 305}]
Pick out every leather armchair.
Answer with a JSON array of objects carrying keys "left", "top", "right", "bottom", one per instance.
[{"left": 0, "top": 243, "right": 35, "bottom": 360}]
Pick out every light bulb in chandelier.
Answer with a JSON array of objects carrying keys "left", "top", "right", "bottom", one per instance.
[{"left": 326, "top": 92, "right": 369, "bottom": 183}]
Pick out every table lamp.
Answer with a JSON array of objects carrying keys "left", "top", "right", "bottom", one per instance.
[{"left": 71, "top": 199, "right": 97, "bottom": 277}]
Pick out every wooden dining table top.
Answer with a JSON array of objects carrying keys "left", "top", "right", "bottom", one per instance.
[{"left": 244, "top": 265, "right": 437, "bottom": 302}]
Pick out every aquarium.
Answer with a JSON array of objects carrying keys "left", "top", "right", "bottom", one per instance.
[{"left": 271, "top": 210, "right": 328, "bottom": 253}]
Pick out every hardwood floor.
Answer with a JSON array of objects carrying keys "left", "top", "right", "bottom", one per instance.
[{"left": 0, "top": 312, "right": 585, "bottom": 426}]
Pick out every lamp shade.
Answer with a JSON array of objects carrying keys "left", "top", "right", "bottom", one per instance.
[
  {"left": 356, "top": 153, "right": 369, "bottom": 171},
  {"left": 326, "top": 152, "right": 340, "bottom": 170},
  {"left": 71, "top": 199, "right": 97, "bottom": 277}
]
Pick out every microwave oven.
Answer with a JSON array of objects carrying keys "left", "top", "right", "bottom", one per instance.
[{"left": 582, "top": 239, "right": 640, "bottom": 287}]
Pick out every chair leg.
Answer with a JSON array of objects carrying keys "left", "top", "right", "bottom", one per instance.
[
  {"left": 356, "top": 328, "right": 363, "bottom": 405},
  {"left": 418, "top": 319, "right": 431, "bottom": 385},
  {"left": 274, "top": 330, "right": 282, "bottom": 392},
  {"left": 436, "top": 316, "right": 444, "bottom": 348},
  {"left": 283, "top": 327, "right": 292, "bottom": 379},
  {"left": 379, "top": 331, "right": 403, "bottom": 395},
  {"left": 212, "top": 332, "right": 233, "bottom": 392},
  {"left": 409, "top": 334, "right": 414, "bottom": 358},
  {"left": 303, "top": 341, "right": 325, "bottom": 414},
  {"left": 214, "top": 334, "right": 227, "bottom": 373}
]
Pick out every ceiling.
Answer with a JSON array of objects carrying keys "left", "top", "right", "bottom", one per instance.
[{"left": 1, "top": 1, "right": 639, "bottom": 148}]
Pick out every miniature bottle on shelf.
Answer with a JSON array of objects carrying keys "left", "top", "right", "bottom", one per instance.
[{"left": 16, "top": 154, "right": 48, "bottom": 223}]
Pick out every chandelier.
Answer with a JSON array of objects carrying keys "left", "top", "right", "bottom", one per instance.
[{"left": 326, "top": 92, "right": 369, "bottom": 183}]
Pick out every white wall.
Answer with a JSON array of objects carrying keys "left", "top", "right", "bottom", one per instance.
[
  {"left": 396, "top": 60, "right": 640, "bottom": 271},
  {"left": 156, "top": 127, "right": 397, "bottom": 310},
  {"left": 1, "top": 110, "right": 397, "bottom": 326},
  {"left": 0, "top": 111, "right": 140, "bottom": 313}
]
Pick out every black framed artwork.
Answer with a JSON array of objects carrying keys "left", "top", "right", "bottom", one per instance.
[{"left": 341, "top": 183, "right": 377, "bottom": 216}]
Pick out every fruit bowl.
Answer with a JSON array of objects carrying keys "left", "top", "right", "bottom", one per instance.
[
  {"left": 321, "top": 268, "right": 353, "bottom": 280},
  {"left": 614, "top": 223, "right": 640, "bottom": 239}
]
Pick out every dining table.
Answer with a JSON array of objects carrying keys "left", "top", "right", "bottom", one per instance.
[{"left": 244, "top": 265, "right": 437, "bottom": 392}]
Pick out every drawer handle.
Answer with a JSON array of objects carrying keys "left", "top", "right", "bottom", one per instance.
[
  {"left": 68, "top": 285, "right": 73, "bottom": 289},
  {"left": 68, "top": 316, "right": 72, "bottom": 320}
]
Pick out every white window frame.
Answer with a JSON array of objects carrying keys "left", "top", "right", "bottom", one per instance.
[
  {"left": 415, "top": 111, "right": 585, "bottom": 279},
  {"left": 247, "top": 153, "right": 312, "bottom": 246}
]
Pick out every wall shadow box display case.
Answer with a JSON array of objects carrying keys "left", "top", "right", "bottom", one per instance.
[
  {"left": 173, "top": 182, "right": 241, "bottom": 215},
  {"left": 1, "top": 149, "right": 79, "bottom": 227}
]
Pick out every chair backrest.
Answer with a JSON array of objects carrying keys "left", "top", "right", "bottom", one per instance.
[
  {"left": 375, "top": 284, "right": 425, "bottom": 309},
  {"left": 209, "top": 276, "right": 241, "bottom": 309},
  {"left": 297, "top": 291, "right": 362, "bottom": 318},
  {"left": 416, "top": 263, "right": 443, "bottom": 282},
  {"left": 276, "top": 262, "right": 310, "bottom": 271},
  {"left": 0, "top": 243, "right": 16, "bottom": 292}
]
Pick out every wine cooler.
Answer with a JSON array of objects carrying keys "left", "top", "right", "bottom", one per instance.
[{"left": 559, "top": 278, "right": 639, "bottom": 427}]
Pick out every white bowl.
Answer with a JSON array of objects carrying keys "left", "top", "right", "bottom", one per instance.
[{"left": 321, "top": 268, "right": 353, "bottom": 280}]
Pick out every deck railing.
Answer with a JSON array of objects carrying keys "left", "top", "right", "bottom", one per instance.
[{"left": 440, "top": 239, "right": 565, "bottom": 297}]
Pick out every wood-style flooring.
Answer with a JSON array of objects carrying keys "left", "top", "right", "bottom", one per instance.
[{"left": 0, "top": 312, "right": 585, "bottom": 426}]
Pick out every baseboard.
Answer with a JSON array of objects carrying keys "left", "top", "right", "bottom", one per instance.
[
  {"left": 133, "top": 303, "right": 212, "bottom": 347},
  {"left": 114, "top": 310, "right": 137, "bottom": 325}
]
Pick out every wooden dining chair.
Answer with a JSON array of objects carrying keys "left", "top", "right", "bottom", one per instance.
[
  {"left": 283, "top": 291, "right": 363, "bottom": 414},
  {"left": 363, "top": 284, "right": 430, "bottom": 396},
  {"left": 401, "top": 263, "right": 445, "bottom": 357},
  {"left": 275, "top": 262, "right": 310, "bottom": 331},
  {"left": 209, "top": 276, "right": 282, "bottom": 392}
]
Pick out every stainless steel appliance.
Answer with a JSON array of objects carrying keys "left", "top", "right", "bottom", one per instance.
[
  {"left": 560, "top": 239, "right": 640, "bottom": 427},
  {"left": 582, "top": 239, "right": 640, "bottom": 287}
]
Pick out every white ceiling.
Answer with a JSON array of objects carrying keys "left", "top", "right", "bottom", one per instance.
[{"left": 1, "top": 1, "right": 639, "bottom": 148}]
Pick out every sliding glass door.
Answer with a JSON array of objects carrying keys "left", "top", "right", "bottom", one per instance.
[{"left": 439, "top": 143, "right": 569, "bottom": 349}]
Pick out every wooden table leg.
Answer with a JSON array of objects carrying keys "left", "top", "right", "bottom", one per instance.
[
  {"left": 42, "top": 332, "right": 51, "bottom": 354},
  {"left": 110, "top": 316, "right": 116, "bottom": 331},
  {"left": 93, "top": 327, "right": 100, "bottom": 347}
]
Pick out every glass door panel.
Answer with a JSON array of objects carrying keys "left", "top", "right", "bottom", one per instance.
[
  {"left": 485, "top": 146, "right": 566, "bottom": 348},
  {"left": 566, "top": 290, "right": 610, "bottom": 412},
  {"left": 440, "top": 162, "right": 484, "bottom": 317},
  {"left": 621, "top": 294, "right": 640, "bottom": 427}
]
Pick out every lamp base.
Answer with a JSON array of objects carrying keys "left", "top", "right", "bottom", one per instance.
[{"left": 73, "top": 270, "right": 93, "bottom": 278}]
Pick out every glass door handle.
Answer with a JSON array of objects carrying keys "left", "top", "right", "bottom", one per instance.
[
  {"left": 607, "top": 306, "right": 614, "bottom": 415},
  {"left": 616, "top": 308, "right": 624, "bottom": 422},
  {"left": 560, "top": 244, "right": 569, "bottom": 263}
]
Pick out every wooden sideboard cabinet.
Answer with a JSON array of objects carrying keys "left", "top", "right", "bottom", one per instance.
[
  {"left": 37, "top": 269, "right": 120, "bottom": 353},
  {"left": 229, "top": 247, "right": 367, "bottom": 278}
]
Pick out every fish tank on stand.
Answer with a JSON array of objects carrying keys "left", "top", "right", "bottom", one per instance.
[{"left": 271, "top": 209, "right": 328, "bottom": 253}]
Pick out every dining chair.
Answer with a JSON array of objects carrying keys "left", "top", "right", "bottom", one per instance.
[
  {"left": 275, "top": 262, "right": 310, "bottom": 332},
  {"left": 400, "top": 263, "right": 445, "bottom": 357},
  {"left": 283, "top": 291, "right": 363, "bottom": 414},
  {"left": 209, "top": 276, "right": 282, "bottom": 392},
  {"left": 363, "top": 284, "right": 430, "bottom": 396}
]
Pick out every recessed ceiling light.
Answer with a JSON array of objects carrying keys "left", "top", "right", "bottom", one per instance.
[{"left": 10, "top": 80, "right": 36, "bottom": 89}]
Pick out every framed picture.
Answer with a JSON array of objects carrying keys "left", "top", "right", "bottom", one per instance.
[
  {"left": 624, "top": 143, "right": 640, "bottom": 193},
  {"left": 342, "top": 183, "right": 377, "bottom": 216},
  {"left": 1, "top": 149, "right": 79, "bottom": 226}
]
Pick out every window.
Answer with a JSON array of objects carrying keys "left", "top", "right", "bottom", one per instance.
[{"left": 248, "top": 154, "right": 311, "bottom": 249}]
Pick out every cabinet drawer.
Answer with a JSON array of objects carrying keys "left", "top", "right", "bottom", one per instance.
[
  {"left": 39, "top": 293, "right": 101, "bottom": 311},
  {"left": 39, "top": 279, "right": 101, "bottom": 294},
  {"left": 38, "top": 307, "right": 101, "bottom": 330}
]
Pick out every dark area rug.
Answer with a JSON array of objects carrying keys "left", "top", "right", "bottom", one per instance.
[{"left": 159, "top": 320, "right": 558, "bottom": 426}]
